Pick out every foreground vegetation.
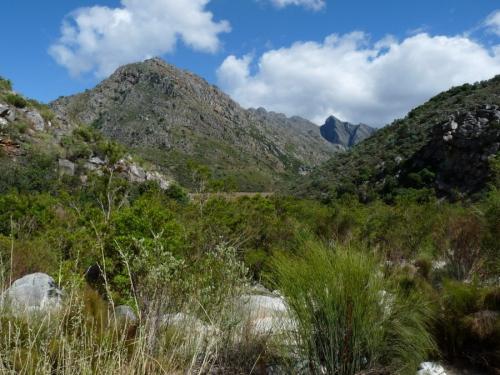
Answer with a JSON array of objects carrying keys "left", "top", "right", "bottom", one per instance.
[{"left": 0, "top": 153, "right": 498, "bottom": 373}]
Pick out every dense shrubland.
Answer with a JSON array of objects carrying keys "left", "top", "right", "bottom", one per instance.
[{"left": 0, "top": 155, "right": 498, "bottom": 373}]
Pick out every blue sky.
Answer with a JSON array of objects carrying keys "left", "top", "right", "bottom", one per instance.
[{"left": 1, "top": 0, "right": 499, "bottom": 126}]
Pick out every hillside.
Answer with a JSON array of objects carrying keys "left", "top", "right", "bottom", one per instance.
[
  {"left": 295, "top": 76, "right": 500, "bottom": 201},
  {"left": 51, "top": 58, "right": 340, "bottom": 191},
  {"left": 0, "top": 76, "right": 174, "bottom": 196}
]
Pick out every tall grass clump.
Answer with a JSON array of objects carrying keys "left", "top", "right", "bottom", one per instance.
[{"left": 272, "top": 241, "right": 436, "bottom": 375}]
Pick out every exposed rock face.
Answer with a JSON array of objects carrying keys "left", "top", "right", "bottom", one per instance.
[
  {"left": 0, "top": 273, "right": 63, "bottom": 315},
  {"left": 51, "top": 58, "right": 339, "bottom": 190},
  {"left": 320, "top": 116, "right": 376, "bottom": 148},
  {"left": 402, "top": 105, "right": 500, "bottom": 197},
  {"left": 58, "top": 155, "right": 173, "bottom": 190}
]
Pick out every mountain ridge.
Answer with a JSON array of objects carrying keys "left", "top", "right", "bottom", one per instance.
[{"left": 51, "top": 58, "right": 342, "bottom": 191}]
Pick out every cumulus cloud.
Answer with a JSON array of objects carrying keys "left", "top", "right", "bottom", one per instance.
[
  {"left": 217, "top": 32, "right": 500, "bottom": 126},
  {"left": 50, "top": 0, "right": 230, "bottom": 78},
  {"left": 485, "top": 10, "right": 500, "bottom": 36},
  {"left": 268, "top": 0, "right": 326, "bottom": 11}
]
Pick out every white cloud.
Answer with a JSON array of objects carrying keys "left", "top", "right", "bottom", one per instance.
[
  {"left": 269, "top": 0, "right": 326, "bottom": 11},
  {"left": 485, "top": 10, "right": 500, "bottom": 36},
  {"left": 217, "top": 32, "right": 500, "bottom": 126},
  {"left": 50, "top": 0, "right": 230, "bottom": 78}
]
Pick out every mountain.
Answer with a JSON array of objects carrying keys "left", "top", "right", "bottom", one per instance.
[
  {"left": 320, "top": 116, "right": 376, "bottom": 148},
  {"left": 51, "top": 58, "right": 339, "bottom": 191},
  {"left": 295, "top": 75, "right": 500, "bottom": 201}
]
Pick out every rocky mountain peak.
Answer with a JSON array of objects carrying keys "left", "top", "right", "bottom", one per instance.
[{"left": 320, "top": 115, "right": 376, "bottom": 148}]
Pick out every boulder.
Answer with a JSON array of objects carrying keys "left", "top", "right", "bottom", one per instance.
[
  {"left": 114, "top": 305, "right": 138, "bottom": 325},
  {"left": 0, "top": 104, "right": 15, "bottom": 122},
  {"left": 0, "top": 273, "right": 63, "bottom": 315},
  {"left": 0, "top": 103, "right": 9, "bottom": 116},
  {"left": 236, "top": 293, "right": 296, "bottom": 336},
  {"left": 25, "top": 110, "right": 45, "bottom": 131},
  {"left": 58, "top": 159, "right": 76, "bottom": 176},
  {"left": 161, "top": 312, "right": 215, "bottom": 337}
]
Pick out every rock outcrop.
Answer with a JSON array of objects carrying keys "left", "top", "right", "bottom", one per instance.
[{"left": 402, "top": 105, "right": 500, "bottom": 197}]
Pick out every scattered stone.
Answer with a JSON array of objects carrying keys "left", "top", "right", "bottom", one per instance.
[
  {"left": 89, "top": 156, "right": 105, "bottom": 165},
  {"left": 0, "top": 273, "right": 63, "bottom": 315},
  {"left": 58, "top": 159, "right": 76, "bottom": 176}
]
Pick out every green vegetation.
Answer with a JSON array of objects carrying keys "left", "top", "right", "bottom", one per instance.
[
  {"left": 5, "top": 93, "right": 28, "bottom": 108},
  {"left": 0, "top": 77, "right": 12, "bottom": 91},
  {"left": 0, "top": 162, "right": 498, "bottom": 373},
  {"left": 0, "top": 76, "right": 499, "bottom": 374},
  {"left": 273, "top": 243, "right": 435, "bottom": 375},
  {"left": 297, "top": 75, "right": 500, "bottom": 202}
]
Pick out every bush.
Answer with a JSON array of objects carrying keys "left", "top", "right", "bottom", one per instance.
[
  {"left": 272, "top": 242, "right": 435, "bottom": 375},
  {"left": 0, "top": 77, "right": 12, "bottom": 91},
  {"left": 5, "top": 93, "right": 27, "bottom": 108}
]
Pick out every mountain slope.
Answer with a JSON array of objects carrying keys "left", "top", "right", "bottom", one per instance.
[
  {"left": 320, "top": 116, "right": 376, "bottom": 148},
  {"left": 295, "top": 76, "right": 500, "bottom": 201},
  {"left": 0, "top": 76, "right": 174, "bottom": 195},
  {"left": 51, "top": 58, "right": 339, "bottom": 191}
]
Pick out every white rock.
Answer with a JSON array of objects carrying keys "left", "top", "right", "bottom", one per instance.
[
  {"left": 25, "top": 110, "right": 45, "bottom": 131},
  {"left": 0, "top": 273, "right": 63, "bottom": 315},
  {"left": 161, "top": 312, "right": 215, "bottom": 337},
  {"left": 114, "top": 305, "right": 138, "bottom": 324},
  {"left": 237, "top": 293, "right": 296, "bottom": 336},
  {"left": 129, "top": 164, "right": 146, "bottom": 182},
  {"left": 417, "top": 362, "right": 447, "bottom": 375},
  {"left": 89, "top": 156, "right": 105, "bottom": 165},
  {"left": 58, "top": 159, "right": 76, "bottom": 176}
]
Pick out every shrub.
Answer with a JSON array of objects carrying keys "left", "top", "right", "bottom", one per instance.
[
  {"left": 272, "top": 242, "right": 435, "bottom": 375},
  {"left": 0, "top": 77, "right": 12, "bottom": 91},
  {"left": 5, "top": 93, "right": 27, "bottom": 108}
]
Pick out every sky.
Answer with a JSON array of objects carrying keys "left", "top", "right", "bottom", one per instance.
[{"left": 1, "top": 0, "right": 500, "bottom": 127}]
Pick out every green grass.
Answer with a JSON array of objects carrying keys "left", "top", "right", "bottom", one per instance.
[{"left": 271, "top": 241, "right": 436, "bottom": 375}]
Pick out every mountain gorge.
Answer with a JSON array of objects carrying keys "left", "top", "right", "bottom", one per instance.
[{"left": 51, "top": 58, "right": 347, "bottom": 191}]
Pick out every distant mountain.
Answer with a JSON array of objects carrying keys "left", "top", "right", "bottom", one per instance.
[
  {"left": 295, "top": 76, "right": 500, "bottom": 201},
  {"left": 51, "top": 58, "right": 339, "bottom": 191},
  {"left": 320, "top": 116, "right": 376, "bottom": 148}
]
